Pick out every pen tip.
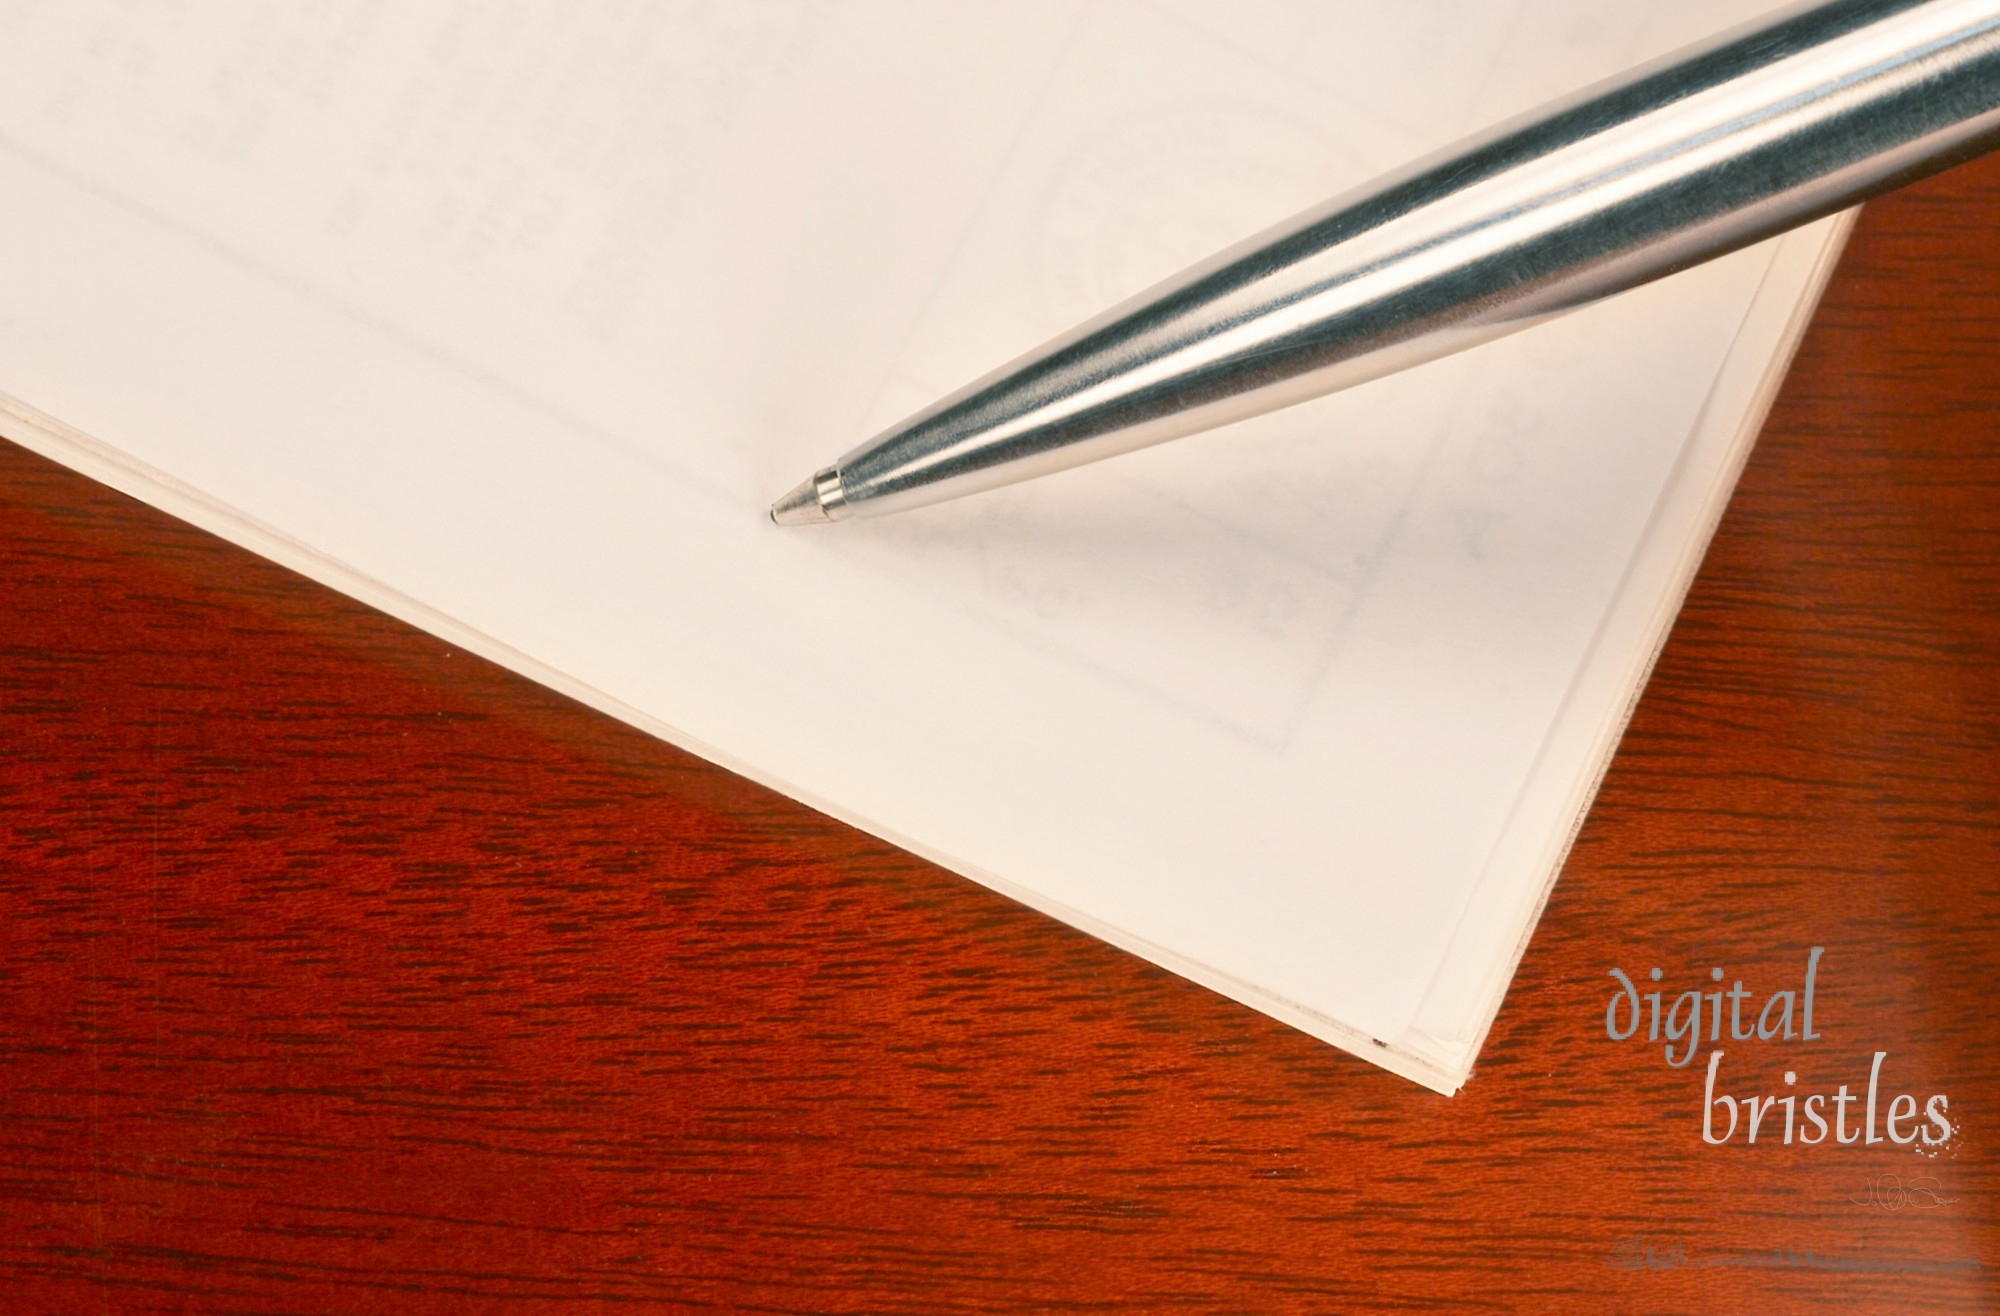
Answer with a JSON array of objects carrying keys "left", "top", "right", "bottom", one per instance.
[{"left": 769, "top": 467, "right": 842, "bottom": 526}]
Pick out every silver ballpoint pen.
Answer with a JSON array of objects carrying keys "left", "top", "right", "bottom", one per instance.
[{"left": 771, "top": 0, "right": 2000, "bottom": 526}]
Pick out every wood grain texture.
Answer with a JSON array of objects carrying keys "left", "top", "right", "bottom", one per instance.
[{"left": 1, "top": 151, "right": 1996, "bottom": 1314}]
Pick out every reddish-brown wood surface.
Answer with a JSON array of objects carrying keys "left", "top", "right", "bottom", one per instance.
[{"left": 3, "top": 152, "right": 1997, "bottom": 1314}]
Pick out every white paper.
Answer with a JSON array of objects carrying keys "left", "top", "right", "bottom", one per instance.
[{"left": 0, "top": 0, "right": 1820, "bottom": 1085}]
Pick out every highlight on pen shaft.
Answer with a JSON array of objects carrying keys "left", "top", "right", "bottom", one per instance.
[{"left": 768, "top": 0, "right": 2000, "bottom": 526}]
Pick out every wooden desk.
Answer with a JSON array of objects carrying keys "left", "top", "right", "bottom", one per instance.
[{"left": 3, "top": 152, "right": 1996, "bottom": 1313}]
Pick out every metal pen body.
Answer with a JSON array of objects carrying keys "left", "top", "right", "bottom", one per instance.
[{"left": 777, "top": 0, "right": 2000, "bottom": 524}]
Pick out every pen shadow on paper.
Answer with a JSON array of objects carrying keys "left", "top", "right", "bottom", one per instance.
[{"left": 821, "top": 399, "right": 1459, "bottom": 752}]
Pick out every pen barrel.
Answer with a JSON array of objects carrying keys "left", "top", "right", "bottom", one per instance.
[{"left": 830, "top": 0, "right": 2000, "bottom": 518}]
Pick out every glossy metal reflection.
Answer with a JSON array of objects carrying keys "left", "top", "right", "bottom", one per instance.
[{"left": 773, "top": 0, "right": 2000, "bottom": 524}]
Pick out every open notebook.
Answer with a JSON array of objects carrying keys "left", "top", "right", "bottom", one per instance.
[{"left": 0, "top": 0, "right": 1846, "bottom": 1092}]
